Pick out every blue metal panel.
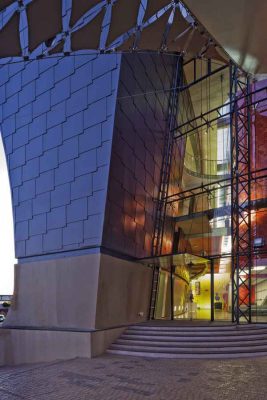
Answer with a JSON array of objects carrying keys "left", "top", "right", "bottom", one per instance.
[
  {"left": 51, "top": 183, "right": 70, "bottom": 208},
  {"left": 36, "top": 170, "right": 55, "bottom": 194},
  {"left": 40, "top": 148, "right": 58, "bottom": 173},
  {"left": 0, "top": 53, "right": 120, "bottom": 260},
  {"left": 63, "top": 221, "right": 83, "bottom": 246},
  {"left": 67, "top": 198, "right": 87, "bottom": 223},
  {"left": 47, "top": 206, "right": 66, "bottom": 230},
  {"left": 71, "top": 175, "right": 92, "bottom": 200}
]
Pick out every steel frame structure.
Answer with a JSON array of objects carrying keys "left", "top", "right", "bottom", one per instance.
[
  {"left": 166, "top": 168, "right": 267, "bottom": 204},
  {"left": 152, "top": 55, "right": 183, "bottom": 257},
  {"left": 149, "top": 55, "right": 183, "bottom": 319},
  {"left": 230, "top": 64, "right": 252, "bottom": 323},
  {"left": 0, "top": 1, "right": 225, "bottom": 63},
  {"left": 150, "top": 55, "right": 267, "bottom": 323},
  {"left": 172, "top": 83, "right": 267, "bottom": 141}
]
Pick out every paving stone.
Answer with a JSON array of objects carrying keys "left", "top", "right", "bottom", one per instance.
[{"left": 0, "top": 355, "right": 267, "bottom": 400}]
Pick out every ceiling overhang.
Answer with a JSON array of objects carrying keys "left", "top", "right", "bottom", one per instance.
[
  {"left": 1, "top": 1, "right": 264, "bottom": 74},
  {"left": 183, "top": 0, "right": 267, "bottom": 75},
  {"left": 0, "top": 0, "right": 228, "bottom": 65}
]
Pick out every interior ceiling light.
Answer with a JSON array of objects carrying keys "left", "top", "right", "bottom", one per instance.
[{"left": 252, "top": 266, "right": 266, "bottom": 271}]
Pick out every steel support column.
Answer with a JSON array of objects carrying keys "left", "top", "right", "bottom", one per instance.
[
  {"left": 149, "top": 56, "right": 183, "bottom": 319},
  {"left": 152, "top": 56, "right": 183, "bottom": 257},
  {"left": 210, "top": 259, "right": 215, "bottom": 321},
  {"left": 230, "top": 63, "right": 252, "bottom": 323},
  {"left": 170, "top": 265, "right": 174, "bottom": 320}
]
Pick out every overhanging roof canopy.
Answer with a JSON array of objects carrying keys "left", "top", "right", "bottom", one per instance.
[
  {"left": 183, "top": 0, "right": 267, "bottom": 75},
  {"left": 2, "top": 1, "right": 264, "bottom": 74},
  {"left": 0, "top": 0, "right": 228, "bottom": 65}
]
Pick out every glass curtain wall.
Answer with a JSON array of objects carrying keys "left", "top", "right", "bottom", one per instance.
[
  {"left": 153, "top": 56, "right": 267, "bottom": 322},
  {"left": 251, "top": 87, "right": 267, "bottom": 323},
  {"left": 152, "top": 254, "right": 209, "bottom": 320},
  {"left": 160, "top": 58, "right": 232, "bottom": 321}
]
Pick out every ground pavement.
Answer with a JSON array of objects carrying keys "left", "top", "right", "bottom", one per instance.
[{"left": 0, "top": 354, "right": 266, "bottom": 400}]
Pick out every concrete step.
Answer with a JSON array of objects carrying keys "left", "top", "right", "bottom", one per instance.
[
  {"left": 130, "top": 324, "right": 267, "bottom": 332},
  {"left": 125, "top": 329, "right": 267, "bottom": 337},
  {"left": 106, "top": 349, "right": 267, "bottom": 359},
  {"left": 109, "top": 343, "right": 267, "bottom": 353},
  {"left": 107, "top": 323, "right": 267, "bottom": 359},
  {"left": 116, "top": 338, "right": 267, "bottom": 348},
  {"left": 120, "top": 334, "right": 267, "bottom": 342},
  {"left": 122, "top": 333, "right": 267, "bottom": 341}
]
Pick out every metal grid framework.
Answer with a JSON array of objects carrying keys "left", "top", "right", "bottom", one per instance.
[
  {"left": 149, "top": 56, "right": 182, "bottom": 319},
  {"left": 0, "top": 0, "right": 226, "bottom": 62},
  {"left": 152, "top": 55, "right": 182, "bottom": 257},
  {"left": 149, "top": 265, "right": 160, "bottom": 319},
  {"left": 230, "top": 64, "right": 252, "bottom": 323},
  {"left": 150, "top": 56, "right": 267, "bottom": 322}
]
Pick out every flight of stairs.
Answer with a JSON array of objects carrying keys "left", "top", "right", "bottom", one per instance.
[{"left": 107, "top": 323, "right": 267, "bottom": 359}]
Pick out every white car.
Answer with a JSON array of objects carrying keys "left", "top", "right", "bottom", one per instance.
[{"left": 0, "top": 314, "right": 5, "bottom": 323}]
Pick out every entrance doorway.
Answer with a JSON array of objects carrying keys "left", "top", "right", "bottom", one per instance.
[{"left": 143, "top": 253, "right": 232, "bottom": 321}]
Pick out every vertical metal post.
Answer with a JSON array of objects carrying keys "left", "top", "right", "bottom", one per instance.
[
  {"left": 229, "top": 63, "right": 238, "bottom": 322},
  {"left": 210, "top": 259, "right": 214, "bottom": 322},
  {"left": 247, "top": 77, "right": 252, "bottom": 323},
  {"left": 230, "top": 62, "right": 252, "bottom": 323},
  {"left": 149, "top": 56, "right": 183, "bottom": 319},
  {"left": 170, "top": 265, "right": 174, "bottom": 320},
  {"left": 149, "top": 265, "right": 160, "bottom": 320},
  {"left": 152, "top": 55, "right": 183, "bottom": 256}
]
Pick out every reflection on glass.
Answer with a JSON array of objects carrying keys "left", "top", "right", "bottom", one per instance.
[
  {"left": 153, "top": 59, "right": 267, "bottom": 323},
  {"left": 214, "top": 257, "right": 232, "bottom": 321},
  {"left": 252, "top": 258, "right": 267, "bottom": 323},
  {"left": 155, "top": 269, "right": 171, "bottom": 320}
]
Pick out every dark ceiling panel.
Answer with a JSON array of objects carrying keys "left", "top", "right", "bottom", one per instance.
[
  {"left": 71, "top": 8, "right": 105, "bottom": 50},
  {"left": 144, "top": 0, "right": 171, "bottom": 21},
  {"left": 185, "top": 29, "right": 208, "bottom": 57},
  {"left": 27, "top": 0, "right": 62, "bottom": 52},
  {"left": 116, "top": 35, "right": 136, "bottom": 51},
  {"left": 204, "top": 45, "right": 228, "bottom": 64},
  {"left": 49, "top": 40, "right": 64, "bottom": 55},
  {"left": 138, "top": 10, "right": 171, "bottom": 50},
  {"left": 166, "top": 7, "right": 191, "bottom": 51},
  {"left": 106, "top": 0, "right": 140, "bottom": 47},
  {"left": 184, "top": 0, "right": 267, "bottom": 73},
  {"left": 70, "top": 0, "right": 102, "bottom": 27},
  {"left": 0, "top": 0, "right": 15, "bottom": 12},
  {"left": 0, "top": 12, "right": 21, "bottom": 57}
]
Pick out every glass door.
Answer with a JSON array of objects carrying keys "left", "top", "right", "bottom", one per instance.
[
  {"left": 213, "top": 257, "right": 232, "bottom": 321},
  {"left": 189, "top": 274, "right": 211, "bottom": 320},
  {"left": 152, "top": 254, "right": 211, "bottom": 320},
  {"left": 154, "top": 268, "right": 171, "bottom": 320}
]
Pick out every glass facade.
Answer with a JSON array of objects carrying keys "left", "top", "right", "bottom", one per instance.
[
  {"left": 148, "top": 58, "right": 267, "bottom": 323},
  {"left": 0, "top": 48, "right": 266, "bottom": 324}
]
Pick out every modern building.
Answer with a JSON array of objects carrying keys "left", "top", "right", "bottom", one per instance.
[{"left": 0, "top": 0, "right": 267, "bottom": 363}]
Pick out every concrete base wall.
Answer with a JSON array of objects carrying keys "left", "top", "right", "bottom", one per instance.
[
  {"left": 5, "top": 252, "right": 152, "bottom": 331},
  {"left": 96, "top": 254, "right": 152, "bottom": 329},
  {"left": 1, "top": 251, "right": 152, "bottom": 365},
  {"left": 90, "top": 327, "right": 126, "bottom": 357},
  {"left": 6, "top": 253, "right": 101, "bottom": 330},
  {"left": 0, "top": 327, "right": 125, "bottom": 366}
]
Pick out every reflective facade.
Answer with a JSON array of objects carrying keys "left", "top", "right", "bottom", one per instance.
[
  {"left": 1, "top": 51, "right": 267, "bottom": 327},
  {"left": 151, "top": 59, "right": 267, "bottom": 323}
]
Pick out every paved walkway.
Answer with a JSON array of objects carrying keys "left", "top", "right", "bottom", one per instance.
[{"left": 0, "top": 355, "right": 266, "bottom": 400}]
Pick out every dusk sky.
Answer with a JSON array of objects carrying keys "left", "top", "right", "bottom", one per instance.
[{"left": 0, "top": 134, "right": 15, "bottom": 294}]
